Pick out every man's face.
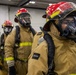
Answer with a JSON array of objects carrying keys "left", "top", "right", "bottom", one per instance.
[
  {"left": 19, "top": 13, "right": 30, "bottom": 21},
  {"left": 60, "top": 16, "right": 76, "bottom": 38},
  {"left": 18, "top": 13, "right": 31, "bottom": 27},
  {"left": 61, "top": 17, "right": 74, "bottom": 31},
  {"left": 3, "top": 26, "right": 13, "bottom": 35}
]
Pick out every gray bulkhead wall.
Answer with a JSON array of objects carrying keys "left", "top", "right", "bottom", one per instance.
[
  {"left": 0, "top": 5, "right": 9, "bottom": 35},
  {"left": 0, "top": 5, "right": 46, "bottom": 35}
]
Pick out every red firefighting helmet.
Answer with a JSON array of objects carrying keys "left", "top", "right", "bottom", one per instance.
[
  {"left": 2, "top": 20, "right": 13, "bottom": 28},
  {"left": 14, "top": 8, "right": 30, "bottom": 22},
  {"left": 43, "top": 2, "right": 76, "bottom": 31}
]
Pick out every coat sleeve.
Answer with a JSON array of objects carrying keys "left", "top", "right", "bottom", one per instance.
[
  {"left": 27, "top": 41, "right": 48, "bottom": 75},
  {"left": 4, "top": 30, "right": 15, "bottom": 62}
]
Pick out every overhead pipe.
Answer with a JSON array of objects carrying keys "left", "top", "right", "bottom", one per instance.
[{"left": 17, "top": 0, "right": 31, "bottom": 6}]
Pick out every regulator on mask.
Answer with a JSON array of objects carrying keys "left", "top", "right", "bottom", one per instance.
[{"left": 17, "top": 13, "right": 31, "bottom": 27}]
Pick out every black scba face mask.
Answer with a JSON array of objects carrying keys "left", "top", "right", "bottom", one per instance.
[
  {"left": 61, "top": 17, "right": 76, "bottom": 39},
  {"left": 3, "top": 26, "right": 13, "bottom": 35},
  {"left": 18, "top": 13, "right": 31, "bottom": 27}
]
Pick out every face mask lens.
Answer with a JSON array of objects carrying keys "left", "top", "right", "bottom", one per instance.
[
  {"left": 61, "top": 17, "right": 76, "bottom": 38},
  {"left": 19, "top": 13, "right": 30, "bottom": 19},
  {"left": 3, "top": 27, "right": 12, "bottom": 35},
  {"left": 4, "top": 27, "right": 8, "bottom": 32},
  {"left": 19, "top": 13, "right": 31, "bottom": 27},
  {"left": 62, "top": 17, "right": 75, "bottom": 29},
  {"left": 62, "top": 21, "right": 68, "bottom": 24}
]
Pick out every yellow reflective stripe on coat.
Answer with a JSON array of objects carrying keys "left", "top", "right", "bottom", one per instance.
[
  {"left": 70, "top": 74, "right": 76, "bottom": 75},
  {"left": 4, "top": 57, "right": 14, "bottom": 61},
  {"left": 19, "top": 42, "right": 32, "bottom": 46}
]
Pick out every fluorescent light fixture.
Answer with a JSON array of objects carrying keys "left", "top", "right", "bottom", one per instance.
[
  {"left": 49, "top": 3, "right": 52, "bottom": 6},
  {"left": 29, "top": 1, "right": 35, "bottom": 4}
]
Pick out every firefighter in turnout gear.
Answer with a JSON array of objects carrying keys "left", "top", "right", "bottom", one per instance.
[
  {"left": 27, "top": 2, "right": 76, "bottom": 75},
  {"left": 0, "top": 20, "right": 13, "bottom": 75},
  {"left": 4, "top": 8, "right": 35, "bottom": 75}
]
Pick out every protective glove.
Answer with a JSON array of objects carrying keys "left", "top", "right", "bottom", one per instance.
[
  {"left": 0, "top": 65, "right": 2, "bottom": 70},
  {"left": 9, "top": 66, "right": 16, "bottom": 75}
]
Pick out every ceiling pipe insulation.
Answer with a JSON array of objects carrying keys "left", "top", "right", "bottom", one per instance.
[{"left": 17, "top": 0, "right": 31, "bottom": 6}]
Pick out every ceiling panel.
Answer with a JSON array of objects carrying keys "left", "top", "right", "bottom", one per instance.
[
  {"left": 0, "top": 0, "right": 76, "bottom": 9},
  {"left": 0, "top": 0, "right": 20, "bottom": 5}
]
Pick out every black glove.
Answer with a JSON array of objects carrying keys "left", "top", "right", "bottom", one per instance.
[
  {"left": 0, "top": 65, "right": 3, "bottom": 70},
  {"left": 9, "top": 66, "right": 16, "bottom": 75}
]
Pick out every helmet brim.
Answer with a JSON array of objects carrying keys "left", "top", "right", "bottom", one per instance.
[
  {"left": 14, "top": 17, "right": 18, "bottom": 23},
  {"left": 43, "top": 9, "right": 76, "bottom": 31},
  {"left": 42, "top": 13, "right": 47, "bottom": 18}
]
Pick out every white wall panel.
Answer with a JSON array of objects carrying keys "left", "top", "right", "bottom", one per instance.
[
  {"left": 0, "top": 5, "right": 46, "bottom": 35},
  {"left": 0, "top": 5, "right": 8, "bottom": 35}
]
